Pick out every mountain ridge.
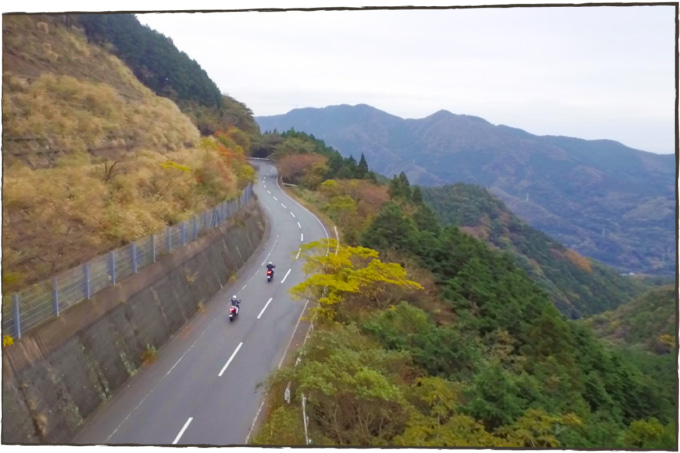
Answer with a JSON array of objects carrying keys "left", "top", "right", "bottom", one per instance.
[{"left": 255, "top": 104, "right": 675, "bottom": 275}]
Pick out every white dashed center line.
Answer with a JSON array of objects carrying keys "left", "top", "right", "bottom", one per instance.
[
  {"left": 257, "top": 298, "right": 273, "bottom": 319},
  {"left": 290, "top": 212, "right": 296, "bottom": 218},
  {"left": 273, "top": 196, "right": 278, "bottom": 201},
  {"left": 172, "top": 417, "right": 193, "bottom": 444},
  {"left": 281, "top": 203, "right": 287, "bottom": 209},
  {"left": 218, "top": 342, "right": 243, "bottom": 377},
  {"left": 281, "top": 269, "right": 292, "bottom": 284},
  {"left": 300, "top": 233, "right": 304, "bottom": 242}
]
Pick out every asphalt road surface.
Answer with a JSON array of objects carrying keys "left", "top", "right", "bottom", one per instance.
[{"left": 72, "top": 160, "right": 329, "bottom": 446}]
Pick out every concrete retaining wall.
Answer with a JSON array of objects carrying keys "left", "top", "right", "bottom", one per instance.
[{"left": 1, "top": 200, "right": 267, "bottom": 444}]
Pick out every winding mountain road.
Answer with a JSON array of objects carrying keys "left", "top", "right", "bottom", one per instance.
[{"left": 72, "top": 160, "right": 329, "bottom": 446}]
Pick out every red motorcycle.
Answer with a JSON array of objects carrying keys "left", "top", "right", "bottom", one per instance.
[
  {"left": 266, "top": 269, "right": 273, "bottom": 282},
  {"left": 229, "top": 304, "right": 240, "bottom": 322}
]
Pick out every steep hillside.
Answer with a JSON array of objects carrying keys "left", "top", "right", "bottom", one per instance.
[
  {"left": 584, "top": 285, "right": 676, "bottom": 353},
  {"left": 250, "top": 135, "right": 676, "bottom": 448},
  {"left": 420, "top": 184, "right": 645, "bottom": 318},
  {"left": 78, "top": 13, "right": 260, "bottom": 137},
  {"left": 2, "top": 14, "right": 254, "bottom": 293},
  {"left": 255, "top": 104, "right": 675, "bottom": 276}
]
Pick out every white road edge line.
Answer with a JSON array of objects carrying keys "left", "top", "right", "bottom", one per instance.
[
  {"left": 172, "top": 417, "right": 193, "bottom": 445},
  {"left": 257, "top": 298, "right": 274, "bottom": 319},
  {"left": 281, "top": 268, "right": 292, "bottom": 284},
  {"left": 245, "top": 298, "right": 311, "bottom": 444},
  {"left": 105, "top": 330, "right": 207, "bottom": 442},
  {"left": 218, "top": 342, "right": 243, "bottom": 377}
]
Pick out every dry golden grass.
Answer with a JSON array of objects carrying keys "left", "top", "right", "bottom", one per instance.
[
  {"left": 2, "top": 141, "right": 246, "bottom": 292},
  {"left": 1, "top": 15, "right": 253, "bottom": 294}
]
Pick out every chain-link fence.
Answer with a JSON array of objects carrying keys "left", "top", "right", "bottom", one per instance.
[{"left": 2, "top": 184, "right": 254, "bottom": 339}]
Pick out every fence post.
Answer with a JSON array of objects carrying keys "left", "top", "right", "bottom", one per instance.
[
  {"left": 13, "top": 294, "right": 22, "bottom": 339},
  {"left": 52, "top": 277, "right": 60, "bottom": 317},
  {"left": 131, "top": 243, "right": 138, "bottom": 273},
  {"left": 109, "top": 251, "right": 116, "bottom": 285},
  {"left": 84, "top": 263, "right": 91, "bottom": 299},
  {"left": 302, "top": 394, "right": 310, "bottom": 445},
  {"left": 166, "top": 226, "right": 172, "bottom": 253},
  {"left": 193, "top": 217, "right": 198, "bottom": 241},
  {"left": 151, "top": 234, "right": 156, "bottom": 263}
]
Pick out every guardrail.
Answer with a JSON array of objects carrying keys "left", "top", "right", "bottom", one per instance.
[{"left": 2, "top": 184, "right": 254, "bottom": 340}]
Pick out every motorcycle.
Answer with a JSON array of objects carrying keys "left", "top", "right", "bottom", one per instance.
[
  {"left": 229, "top": 304, "right": 239, "bottom": 322},
  {"left": 266, "top": 269, "right": 274, "bottom": 282}
]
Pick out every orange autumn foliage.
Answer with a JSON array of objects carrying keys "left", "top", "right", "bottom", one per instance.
[
  {"left": 564, "top": 249, "right": 592, "bottom": 273},
  {"left": 278, "top": 153, "right": 328, "bottom": 184}
]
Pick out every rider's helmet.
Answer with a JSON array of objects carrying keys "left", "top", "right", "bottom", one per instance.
[
  {"left": 268, "top": 261, "right": 272, "bottom": 265},
  {"left": 232, "top": 295, "right": 237, "bottom": 300}
]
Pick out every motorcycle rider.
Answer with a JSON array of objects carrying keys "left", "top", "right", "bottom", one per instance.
[
  {"left": 266, "top": 262, "right": 276, "bottom": 276},
  {"left": 230, "top": 295, "right": 241, "bottom": 314}
]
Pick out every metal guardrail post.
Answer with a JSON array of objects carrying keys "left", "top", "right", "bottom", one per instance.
[
  {"left": 13, "top": 294, "right": 22, "bottom": 339},
  {"left": 52, "top": 277, "right": 60, "bottom": 317},
  {"left": 109, "top": 251, "right": 116, "bottom": 284},
  {"left": 131, "top": 243, "right": 138, "bottom": 273},
  {"left": 166, "top": 226, "right": 172, "bottom": 253},
  {"left": 84, "top": 263, "right": 91, "bottom": 299},
  {"left": 151, "top": 234, "right": 156, "bottom": 263}
]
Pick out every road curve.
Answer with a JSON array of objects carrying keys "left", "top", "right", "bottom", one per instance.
[{"left": 72, "top": 160, "right": 329, "bottom": 446}]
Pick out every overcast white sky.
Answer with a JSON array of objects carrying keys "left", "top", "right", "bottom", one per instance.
[{"left": 5, "top": 1, "right": 678, "bottom": 154}]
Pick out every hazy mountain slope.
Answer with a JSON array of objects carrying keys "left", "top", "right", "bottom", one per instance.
[
  {"left": 420, "top": 184, "right": 645, "bottom": 318},
  {"left": 583, "top": 285, "right": 676, "bottom": 354},
  {"left": 255, "top": 104, "right": 675, "bottom": 276}
]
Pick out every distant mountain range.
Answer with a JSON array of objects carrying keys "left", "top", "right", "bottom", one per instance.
[
  {"left": 420, "top": 183, "right": 648, "bottom": 319},
  {"left": 256, "top": 104, "right": 676, "bottom": 275}
]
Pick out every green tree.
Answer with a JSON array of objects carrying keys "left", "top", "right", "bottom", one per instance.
[
  {"left": 356, "top": 153, "right": 369, "bottom": 179},
  {"left": 361, "top": 202, "right": 417, "bottom": 254},
  {"left": 411, "top": 186, "right": 423, "bottom": 204},
  {"left": 622, "top": 418, "right": 677, "bottom": 449}
]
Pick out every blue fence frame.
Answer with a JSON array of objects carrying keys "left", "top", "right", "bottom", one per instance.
[{"left": 2, "top": 184, "right": 254, "bottom": 339}]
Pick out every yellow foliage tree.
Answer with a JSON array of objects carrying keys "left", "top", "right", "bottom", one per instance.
[{"left": 290, "top": 239, "right": 423, "bottom": 322}]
